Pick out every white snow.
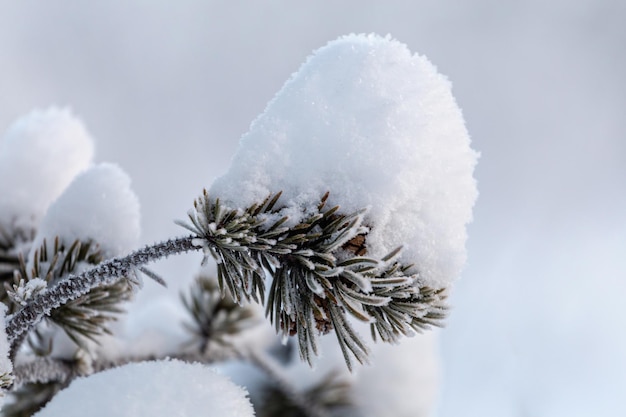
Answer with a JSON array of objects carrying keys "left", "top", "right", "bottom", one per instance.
[
  {"left": 29, "top": 163, "right": 141, "bottom": 260},
  {"left": 0, "top": 107, "right": 94, "bottom": 237},
  {"left": 33, "top": 359, "right": 255, "bottom": 417},
  {"left": 210, "top": 33, "right": 478, "bottom": 287}
]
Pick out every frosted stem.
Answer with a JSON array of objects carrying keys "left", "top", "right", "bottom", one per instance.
[
  {"left": 12, "top": 357, "right": 75, "bottom": 387},
  {"left": 6, "top": 236, "right": 198, "bottom": 358}
]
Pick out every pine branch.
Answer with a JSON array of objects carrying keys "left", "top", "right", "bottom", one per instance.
[
  {"left": 2, "top": 381, "right": 66, "bottom": 417},
  {"left": 179, "top": 190, "right": 450, "bottom": 370},
  {"left": 11, "top": 357, "right": 75, "bottom": 387},
  {"left": 5, "top": 238, "right": 137, "bottom": 353},
  {"left": 0, "top": 223, "right": 34, "bottom": 304},
  {"left": 10, "top": 347, "right": 235, "bottom": 392},
  {"left": 6, "top": 236, "right": 198, "bottom": 358},
  {"left": 5, "top": 190, "right": 449, "bottom": 372}
]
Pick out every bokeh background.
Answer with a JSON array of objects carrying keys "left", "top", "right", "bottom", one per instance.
[{"left": 1, "top": 2, "right": 624, "bottom": 416}]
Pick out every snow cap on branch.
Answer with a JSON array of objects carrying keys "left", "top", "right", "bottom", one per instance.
[
  {"left": 0, "top": 107, "right": 94, "bottom": 235},
  {"left": 30, "top": 163, "right": 140, "bottom": 260},
  {"left": 33, "top": 359, "right": 255, "bottom": 417},
  {"left": 210, "top": 33, "right": 478, "bottom": 287}
]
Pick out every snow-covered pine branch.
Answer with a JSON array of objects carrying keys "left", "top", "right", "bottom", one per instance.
[
  {"left": 6, "top": 236, "right": 196, "bottom": 358},
  {"left": 5, "top": 163, "right": 144, "bottom": 359},
  {"left": 202, "top": 33, "right": 478, "bottom": 371},
  {"left": 210, "top": 33, "right": 478, "bottom": 289},
  {"left": 8, "top": 188, "right": 448, "bottom": 371},
  {"left": 0, "top": 108, "right": 93, "bottom": 301},
  {"left": 1, "top": 32, "right": 477, "bottom": 417},
  {"left": 178, "top": 190, "right": 449, "bottom": 370}
]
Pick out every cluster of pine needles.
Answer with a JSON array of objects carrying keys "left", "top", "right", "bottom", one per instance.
[{"left": 178, "top": 191, "right": 449, "bottom": 370}]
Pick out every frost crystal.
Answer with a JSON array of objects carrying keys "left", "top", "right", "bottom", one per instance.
[
  {"left": 210, "top": 33, "right": 478, "bottom": 287},
  {"left": 9, "top": 278, "right": 48, "bottom": 306}
]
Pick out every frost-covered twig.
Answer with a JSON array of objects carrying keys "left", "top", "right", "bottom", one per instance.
[
  {"left": 10, "top": 343, "right": 248, "bottom": 401},
  {"left": 6, "top": 236, "right": 198, "bottom": 357},
  {"left": 11, "top": 357, "right": 75, "bottom": 387}
]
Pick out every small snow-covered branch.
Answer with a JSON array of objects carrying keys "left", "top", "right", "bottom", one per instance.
[
  {"left": 12, "top": 357, "right": 75, "bottom": 388},
  {"left": 6, "top": 236, "right": 198, "bottom": 357},
  {"left": 11, "top": 350, "right": 221, "bottom": 389}
]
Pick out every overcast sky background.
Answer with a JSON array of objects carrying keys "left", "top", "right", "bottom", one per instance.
[{"left": 1, "top": 2, "right": 625, "bottom": 416}]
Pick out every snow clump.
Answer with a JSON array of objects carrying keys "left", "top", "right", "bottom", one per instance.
[
  {"left": 33, "top": 359, "right": 255, "bottom": 417},
  {"left": 210, "top": 33, "right": 478, "bottom": 287},
  {"left": 0, "top": 107, "right": 94, "bottom": 238},
  {"left": 29, "top": 163, "right": 141, "bottom": 260}
]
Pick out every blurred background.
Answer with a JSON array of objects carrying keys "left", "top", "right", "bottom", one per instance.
[{"left": 1, "top": 1, "right": 624, "bottom": 416}]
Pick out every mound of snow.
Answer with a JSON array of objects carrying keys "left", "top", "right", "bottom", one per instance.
[
  {"left": 210, "top": 33, "right": 478, "bottom": 287},
  {"left": 34, "top": 359, "right": 255, "bottom": 417},
  {"left": 30, "top": 163, "right": 140, "bottom": 259},
  {"left": 0, "top": 107, "right": 94, "bottom": 236}
]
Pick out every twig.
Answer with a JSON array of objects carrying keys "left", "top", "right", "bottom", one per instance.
[{"left": 6, "top": 236, "right": 199, "bottom": 358}]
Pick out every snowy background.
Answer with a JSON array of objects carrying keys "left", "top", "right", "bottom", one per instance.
[{"left": 1, "top": 1, "right": 624, "bottom": 416}]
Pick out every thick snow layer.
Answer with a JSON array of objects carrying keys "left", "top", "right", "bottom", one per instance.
[
  {"left": 0, "top": 107, "right": 94, "bottom": 236},
  {"left": 33, "top": 359, "right": 255, "bottom": 417},
  {"left": 30, "top": 163, "right": 140, "bottom": 260},
  {"left": 210, "top": 34, "right": 478, "bottom": 287}
]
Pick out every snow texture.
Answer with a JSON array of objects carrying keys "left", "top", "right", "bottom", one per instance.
[
  {"left": 33, "top": 359, "right": 255, "bottom": 417},
  {"left": 0, "top": 107, "right": 94, "bottom": 237},
  {"left": 210, "top": 33, "right": 478, "bottom": 287},
  {"left": 29, "top": 163, "right": 141, "bottom": 260}
]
